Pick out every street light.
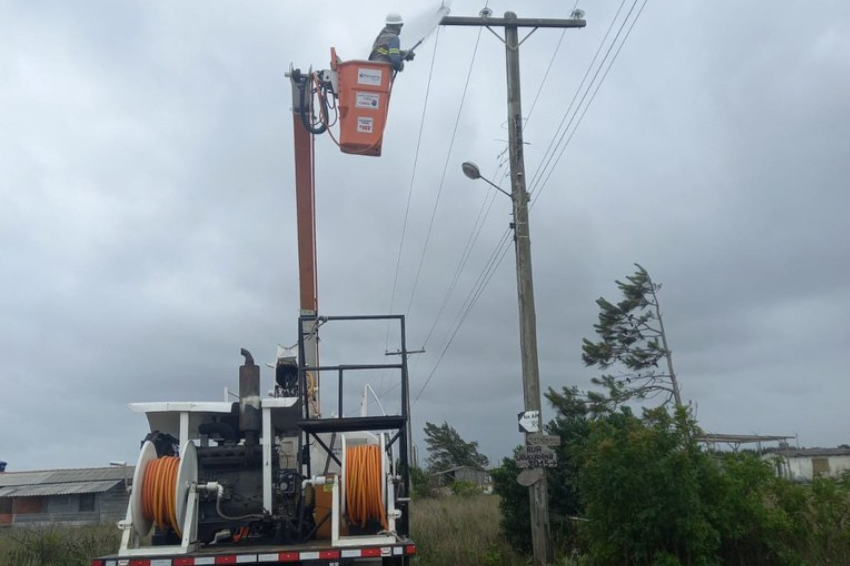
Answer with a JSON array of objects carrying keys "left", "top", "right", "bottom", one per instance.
[
  {"left": 463, "top": 149, "right": 550, "bottom": 563},
  {"left": 461, "top": 161, "right": 512, "bottom": 199}
]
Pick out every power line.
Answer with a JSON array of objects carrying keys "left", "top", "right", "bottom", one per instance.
[
  {"left": 403, "top": 26, "right": 485, "bottom": 318},
  {"left": 532, "top": 0, "right": 650, "bottom": 203},
  {"left": 527, "top": 0, "right": 630, "bottom": 194},
  {"left": 524, "top": 0, "right": 581, "bottom": 128},
  {"left": 409, "top": 0, "right": 636, "bottom": 407},
  {"left": 379, "top": 223, "right": 513, "bottom": 406},
  {"left": 385, "top": 28, "right": 442, "bottom": 349},
  {"left": 413, "top": 228, "right": 513, "bottom": 406},
  {"left": 419, "top": 161, "right": 504, "bottom": 351}
]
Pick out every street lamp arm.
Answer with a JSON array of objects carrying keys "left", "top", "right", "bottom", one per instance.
[
  {"left": 480, "top": 176, "right": 513, "bottom": 199},
  {"left": 461, "top": 161, "right": 512, "bottom": 198}
]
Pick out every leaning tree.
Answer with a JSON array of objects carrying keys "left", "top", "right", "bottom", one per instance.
[{"left": 582, "top": 264, "right": 682, "bottom": 410}]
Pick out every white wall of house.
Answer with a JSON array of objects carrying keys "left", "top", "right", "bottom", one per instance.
[{"left": 765, "top": 453, "right": 850, "bottom": 481}]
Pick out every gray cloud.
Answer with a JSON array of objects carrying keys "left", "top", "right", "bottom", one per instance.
[{"left": 2, "top": 0, "right": 850, "bottom": 472}]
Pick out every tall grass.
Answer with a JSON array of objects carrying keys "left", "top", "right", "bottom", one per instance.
[
  {"left": 411, "top": 495, "right": 529, "bottom": 566},
  {"left": 0, "top": 496, "right": 524, "bottom": 566},
  {"left": 0, "top": 525, "right": 119, "bottom": 566}
]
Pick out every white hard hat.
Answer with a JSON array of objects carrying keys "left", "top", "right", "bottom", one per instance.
[{"left": 386, "top": 12, "right": 404, "bottom": 26}]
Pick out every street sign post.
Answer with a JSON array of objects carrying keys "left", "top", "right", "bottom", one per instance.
[
  {"left": 517, "top": 410, "right": 540, "bottom": 433},
  {"left": 516, "top": 444, "right": 558, "bottom": 468}
]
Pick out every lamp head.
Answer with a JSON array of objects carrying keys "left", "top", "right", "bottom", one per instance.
[{"left": 461, "top": 161, "right": 481, "bottom": 180}]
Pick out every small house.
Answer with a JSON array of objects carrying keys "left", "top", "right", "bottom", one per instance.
[
  {"left": 430, "top": 465, "right": 493, "bottom": 493},
  {"left": 762, "top": 447, "right": 850, "bottom": 482},
  {"left": 0, "top": 466, "right": 132, "bottom": 528}
]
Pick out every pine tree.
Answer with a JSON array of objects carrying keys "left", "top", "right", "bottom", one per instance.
[
  {"left": 582, "top": 264, "right": 682, "bottom": 410},
  {"left": 423, "top": 421, "right": 489, "bottom": 473}
]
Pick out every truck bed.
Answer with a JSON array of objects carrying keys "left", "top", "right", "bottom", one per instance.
[{"left": 92, "top": 538, "right": 416, "bottom": 565}]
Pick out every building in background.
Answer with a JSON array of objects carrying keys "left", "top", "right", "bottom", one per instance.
[
  {"left": 430, "top": 465, "right": 493, "bottom": 494},
  {"left": 762, "top": 447, "right": 850, "bottom": 482},
  {"left": 0, "top": 466, "right": 132, "bottom": 528}
]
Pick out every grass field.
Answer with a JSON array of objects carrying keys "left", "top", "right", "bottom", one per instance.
[
  {"left": 0, "top": 525, "right": 118, "bottom": 566},
  {"left": 0, "top": 495, "right": 525, "bottom": 566},
  {"left": 411, "top": 494, "right": 529, "bottom": 566}
]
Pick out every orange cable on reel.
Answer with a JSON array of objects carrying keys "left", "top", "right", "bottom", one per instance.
[
  {"left": 141, "top": 456, "right": 182, "bottom": 537},
  {"left": 345, "top": 445, "right": 388, "bottom": 530}
]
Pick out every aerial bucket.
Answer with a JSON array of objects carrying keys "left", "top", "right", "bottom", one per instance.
[{"left": 331, "top": 48, "right": 393, "bottom": 157}]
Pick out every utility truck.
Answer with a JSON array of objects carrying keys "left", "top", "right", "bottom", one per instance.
[{"left": 92, "top": 49, "right": 415, "bottom": 566}]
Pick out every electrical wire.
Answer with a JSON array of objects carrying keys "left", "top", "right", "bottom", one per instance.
[
  {"left": 413, "top": 226, "right": 513, "bottom": 406},
  {"left": 532, "top": 0, "right": 651, "bottom": 205},
  {"left": 403, "top": 25, "right": 485, "bottom": 318},
  {"left": 524, "top": 0, "right": 581, "bottom": 129},
  {"left": 374, "top": 221, "right": 512, "bottom": 407},
  {"left": 411, "top": 0, "right": 650, "bottom": 403},
  {"left": 418, "top": 160, "right": 504, "bottom": 351},
  {"left": 385, "top": 28, "right": 443, "bottom": 350},
  {"left": 527, "top": 0, "right": 630, "bottom": 195}
]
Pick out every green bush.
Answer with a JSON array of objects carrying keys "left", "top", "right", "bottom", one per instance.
[
  {"left": 450, "top": 480, "right": 480, "bottom": 498},
  {"left": 491, "top": 387, "right": 591, "bottom": 556},
  {"left": 409, "top": 466, "right": 436, "bottom": 499},
  {"left": 496, "top": 395, "right": 850, "bottom": 566}
]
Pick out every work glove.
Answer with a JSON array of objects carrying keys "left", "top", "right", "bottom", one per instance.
[{"left": 403, "top": 50, "right": 415, "bottom": 62}]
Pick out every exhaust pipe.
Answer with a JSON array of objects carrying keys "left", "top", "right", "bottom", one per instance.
[{"left": 239, "top": 348, "right": 261, "bottom": 445}]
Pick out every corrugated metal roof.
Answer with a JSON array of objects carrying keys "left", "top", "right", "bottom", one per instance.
[
  {"left": 767, "top": 447, "right": 850, "bottom": 458},
  {"left": 0, "top": 466, "right": 134, "bottom": 488},
  {"left": 0, "top": 480, "right": 121, "bottom": 497}
]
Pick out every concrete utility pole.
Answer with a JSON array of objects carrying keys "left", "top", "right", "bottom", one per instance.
[{"left": 442, "top": 10, "right": 586, "bottom": 566}]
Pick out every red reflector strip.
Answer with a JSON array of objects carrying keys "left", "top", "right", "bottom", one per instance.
[
  {"left": 362, "top": 548, "right": 382, "bottom": 557},
  {"left": 406, "top": 544, "right": 417, "bottom": 555},
  {"left": 319, "top": 550, "right": 340, "bottom": 559},
  {"left": 129, "top": 560, "right": 151, "bottom": 566},
  {"left": 215, "top": 557, "right": 237, "bottom": 565},
  {"left": 278, "top": 552, "right": 299, "bottom": 562},
  {"left": 174, "top": 559, "right": 195, "bottom": 566},
  {"left": 91, "top": 561, "right": 104, "bottom": 566}
]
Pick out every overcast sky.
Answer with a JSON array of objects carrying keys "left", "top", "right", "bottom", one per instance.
[{"left": 2, "top": 0, "right": 849, "bottom": 472}]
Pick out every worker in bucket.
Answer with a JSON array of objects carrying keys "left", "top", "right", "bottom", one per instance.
[{"left": 369, "top": 13, "right": 415, "bottom": 71}]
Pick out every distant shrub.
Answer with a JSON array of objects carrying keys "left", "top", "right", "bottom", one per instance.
[
  {"left": 450, "top": 480, "right": 480, "bottom": 498},
  {"left": 409, "top": 466, "right": 436, "bottom": 499}
]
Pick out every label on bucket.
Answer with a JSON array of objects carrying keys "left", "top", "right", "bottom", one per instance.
[
  {"left": 357, "top": 117, "right": 374, "bottom": 133},
  {"left": 355, "top": 91, "right": 381, "bottom": 109},
  {"left": 357, "top": 68, "right": 383, "bottom": 86}
]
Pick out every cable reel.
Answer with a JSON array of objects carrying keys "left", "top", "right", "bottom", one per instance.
[
  {"left": 344, "top": 443, "right": 388, "bottom": 531},
  {"left": 130, "top": 441, "right": 197, "bottom": 539}
]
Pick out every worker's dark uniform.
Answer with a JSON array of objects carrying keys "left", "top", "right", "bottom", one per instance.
[{"left": 369, "top": 27, "right": 405, "bottom": 71}]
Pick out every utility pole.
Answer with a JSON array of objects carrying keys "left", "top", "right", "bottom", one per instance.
[
  {"left": 441, "top": 11, "right": 586, "bottom": 565},
  {"left": 386, "top": 348, "right": 426, "bottom": 469}
]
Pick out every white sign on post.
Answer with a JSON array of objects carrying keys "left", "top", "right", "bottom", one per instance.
[
  {"left": 516, "top": 445, "right": 558, "bottom": 469},
  {"left": 517, "top": 410, "right": 540, "bottom": 433}
]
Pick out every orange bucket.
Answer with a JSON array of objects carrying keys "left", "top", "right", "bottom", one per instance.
[{"left": 332, "top": 49, "right": 393, "bottom": 157}]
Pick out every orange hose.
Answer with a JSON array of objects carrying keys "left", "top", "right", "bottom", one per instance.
[
  {"left": 141, "top": 456, "right": 182, "bottom": 537},
  {"left": 345, "top": 445, "right": 387, "bottom": 530}
]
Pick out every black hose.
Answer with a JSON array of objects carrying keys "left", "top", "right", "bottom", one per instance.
[{"left": 299, "top": 76, "right": 327, "bottom": 136}]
